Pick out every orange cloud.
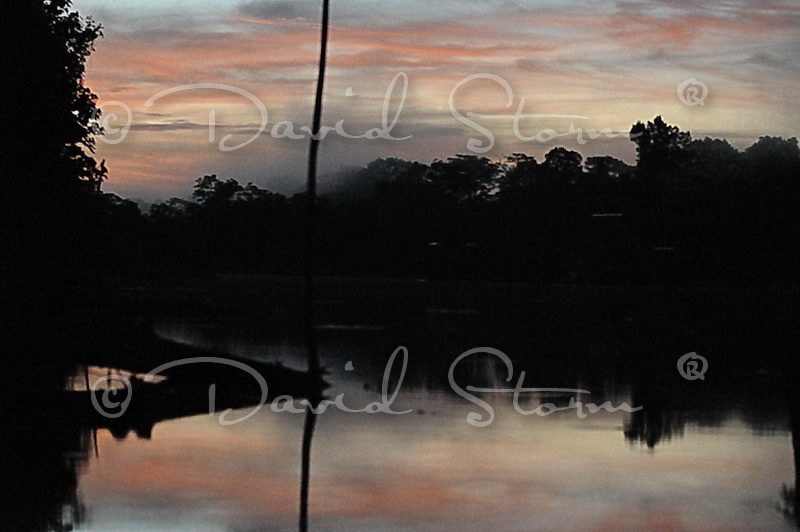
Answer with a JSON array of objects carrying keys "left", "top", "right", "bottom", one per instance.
[{"left": 78, "top": 1, "right": 799, "bottom": 200}]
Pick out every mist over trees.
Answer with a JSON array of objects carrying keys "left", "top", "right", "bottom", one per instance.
[
  {"left": 134, "top": 119, "right": 799, "bottom": 284},
  {"left": 2, "top": 5, "right": 796, "bottom": 530},
  {"left": 0, "top": 2, "right": 796, "bottom": 285}
]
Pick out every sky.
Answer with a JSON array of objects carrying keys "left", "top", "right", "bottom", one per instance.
[{"left": 72, "top": 0, "right": 800, "bottom": 201}]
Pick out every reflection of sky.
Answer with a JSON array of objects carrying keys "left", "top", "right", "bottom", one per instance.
[
  {"left": 80, "top": 401, "right": 794, "bottom": 530},
  {"left": 77, "top": 304, "right": 797, "bottom": 530},
  {"left": 70, "top": 0, "right": 800, "bottom": 200}
]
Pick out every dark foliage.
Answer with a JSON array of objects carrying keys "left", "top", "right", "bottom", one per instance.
[
  {"left": 0, "top": 6, "right": 796, "bottom": 286},
  {"left": 1, "top": 0, "right": 105, "bottom": 197},
  {"left": 138, "top": 122, "right": 798, "bottom": 284},
  {"left": 0, "top": 0, "right": 125, "bottom": 285}
]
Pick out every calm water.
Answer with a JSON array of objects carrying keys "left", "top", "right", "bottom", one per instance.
[{"left": 20, "top": 278, "right": 800, "bottom": 530}]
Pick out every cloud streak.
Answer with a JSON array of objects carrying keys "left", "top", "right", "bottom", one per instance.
[{"left": 73, "top": 0, "right": 800, "bottom": 200}]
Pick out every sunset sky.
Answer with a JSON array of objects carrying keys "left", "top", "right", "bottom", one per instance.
[{"left": 73, "top": 0, "right": 800, "bottom": 201}]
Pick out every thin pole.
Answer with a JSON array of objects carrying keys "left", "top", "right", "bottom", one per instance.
[
  {"left": 299, "top": 408, "right": 317, "bottom": 532},
  {"left": 304, "top": 0, "right": 330, "bottom": 375},
  {"left": 300, "top": 2, "right": 329, "bottom": 531}
]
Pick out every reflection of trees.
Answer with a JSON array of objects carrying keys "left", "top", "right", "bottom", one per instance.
[
  {"left": 2, "top": 314, "right": 325, "bottom": 529},
  {"left": 5, "top": 359, "right": 324, "bottom": 530},
  {"left": 794, "top": 401, "right": 800, "bottom": 526},
  {"left": 623, "top": 387, "right": 687, "bottom": 449},
  {"left": 6, "top": 364, "right": 90, "bottom": 531},
  {"left": 781, "top": 387, "right": 800, "bottom": 527},
  {"left": 9, "top": 427, "right": 90, "bottom": 531}
]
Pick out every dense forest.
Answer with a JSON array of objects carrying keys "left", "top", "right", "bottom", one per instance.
[
  {"left": 2, "top": 4, "right": 798, "bottom": 529},
  {"left": 81, "top": 118, "right": 799, "bottom": 284},
  {"left": 2, "top": 2, "right": 798, "bottom": 286}
]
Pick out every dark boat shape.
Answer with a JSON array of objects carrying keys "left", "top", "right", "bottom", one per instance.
[{"left": 31, "top": 322, "right": 329, "bottom": 439}]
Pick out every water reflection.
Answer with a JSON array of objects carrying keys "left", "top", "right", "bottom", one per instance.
[
  {"left": 7, "top": 418, "right": 89, "bottom": 531},
  {"left": 785, "top": 397, "right": 800, "bottom": 526},
  {"left": 6, "top": 278, "right": 799, "bottom": 530}
]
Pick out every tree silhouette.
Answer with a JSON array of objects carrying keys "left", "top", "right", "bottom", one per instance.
[
  {"left": 544, "top": 147, "right": 582, "bottom": 180},
  {"left": 686, "top": 137, "right": 740, "bottom": 184},
  {"left": 540, "top": 147, "right": 583, "bottom": 193},
  {"left": 429, "top": 154, "right": 501, "bottom": 202},
  {"left": 743, "top": 136, "right": 800, "bottom": 188},
  {"left": 585, "top": 156, "right": 633, "bottom": 187},
  {"left": 630, "top": 116, "right": 692, "bottom": 180},
  {"left": 499, "top": 154, "right": 539, "bottom": 193},
  {"left": 2, "top": 0, "right": 105, "bottom": 198},
  {"left": 192, "top": 174, "right": 244, "bottom": 207},
  {"left": 1, "top": 1, "right": 112, "bottom": 282}
]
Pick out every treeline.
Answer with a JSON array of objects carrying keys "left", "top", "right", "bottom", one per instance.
[{"left": 76, "top": 117, "right": 800, "bottom": 284}]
